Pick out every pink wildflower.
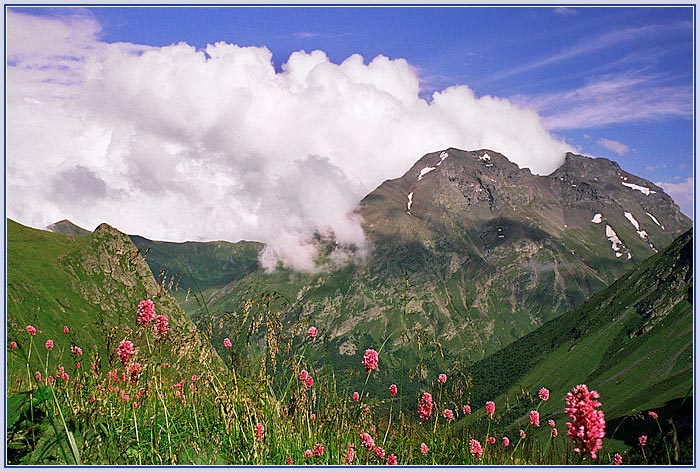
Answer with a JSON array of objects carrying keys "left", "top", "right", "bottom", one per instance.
[
  {"left": 613, "top": 453, "right": 622, "bottom": 465},
  {"left": 443, "top": 408, "right": 454, "bottom": 420},
  {"left": 286, "top": 457, "right": 293, "bottom": 465},
  {"left": 299, "top": 369, "right": 308, "bottom": 382},
  {"left": 70, "top": 345, "right": 83, "bottom": 356},
  {"left": 26, "top": 325, "right": 36, "bottom": 336},
  {"left": 353, "top": 391, "right": 360, "bottom": 402},
  {"left": 313, "top": 443, "right": 324, "bottom": 457},
  {"left": 129, "top": 363, "right": 141, "bottom": 382},
  {"left": 304, "top": 449, "right": 312, "bottom": 459},
  {"left": 529, "top": 410, "right": 540, "bottom": 427},
  {"left": 418, "top": 392, "right": 433, "bottom": 421},
  {"left": 487, "top": 436, "right": 496, "bottom": 444},
  {"left": 374, "top": 445, "right": 385, "bottom": 460},
  {"left": 45, "top": 339, "right": 54, "bottom": 350},
  {"left": 137, "top": 299, "right": 156, "bottom": 326},
  {"left": 310, "top": 413, "right": 316, "bottom": 420},
  {"left": 552, "top": 428, "right": 559, "bottom": 438},
  {"left": 346, "top": 443, "right": 355, "bottom": 464},
  {"left": 57, "top": 365, "right": 69, "bottom": 382},
  {"left": 462, "top": 404, "right": 471, "bottom": 415},
  {"left": 548, "top": 419, "right": 556, "bottom": 428},
  {"left": 9, "top": 341, "right": 17, "bottom": 350},
  {"left": 122, "top": 392, "right": 129, "bottom": 403},
  {"left": 254, "top": 422, "right": 264, "bottom": 442},
  {"left": 638, "top": 435, "right": 647, "bottom": 447},
  {"left": 63, "top": 326, "right": 69, "bottom": 335},
  {"left": 35, "top": 371, "right": 42, "bottom": 382},
  {"left": 502, "top": 436, "right": 510, "bottom": 447},
  {"left": 154, "top": 315, "right": 169, "bottom": 336},
  {"left": 420, "top": 442, "right": 429, "bottom": 455},
  {"left": 469, "top": 439, "right": 483, "bottom": 460},
  {"left": 48, "top": 375, "right": 55, "bottom": 385},
  {"left": 389, "top": 384, "right": 398, "bottom": 398},
  {"left": 362, "top": 348, "right": 379, "bottom": 372},
  {"left": 307, "top": 326, "right": 317, "bottom": 339},
  {"left": 360, "top": 431, "right": 375, "bottom": 449},
  {"left": 485, "top": 401, "right": 496, "bottom": 417},
  {"left": 75, "top": 362, "right": 80, "bottom": 369},
  {"left": 438, "top": 373, "right": 447, "bottom": 384},
  {"left": 116, "top": 340, "right": 135, "bottom": 365},
  {"left": 519, "top": 429, "right": 526, "bottom": 439},
  {"left": 386, "top": 454, "right": 397, "bottom": 465},
  {"left": 304, "top": 376, "right": 314, "bottom": 389},
  {"left": 538, "top": 387, "right": 550, "bottom": 402},
  {"left": 565, "top": 384, "right": 606, "bottom": 459},
  {"left": 223, "top": 338, "right": 232, "bottom": 349},
  {"left": 648, "top": 411, "right": 659, "bottom": 420}
]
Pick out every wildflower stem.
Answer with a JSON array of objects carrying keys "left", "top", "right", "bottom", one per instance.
[
  {"left": 383, "top": 397, "right": 393, "bottom": 446},
  {"left": 132, "top": 405, "right": 142, "bottom": 465},
  {"left": 655, "top": 418, "right": 672, "bottom": 464}
]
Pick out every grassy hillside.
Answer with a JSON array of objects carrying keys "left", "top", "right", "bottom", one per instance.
[
  {"left": 6, "top": 219, "right": 221, "bottom": 378},
  {"left": 467, "top": 228, "right": 693, "bottom": 462}
]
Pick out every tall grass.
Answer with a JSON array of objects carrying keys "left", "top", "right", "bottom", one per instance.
[{"left": 6, "top": 299, "right": 671, "bottom": 465}]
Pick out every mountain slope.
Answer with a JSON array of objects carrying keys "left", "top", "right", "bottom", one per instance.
[
  {"left": 6, "top": 219, "right": 221, "bottom": 372},
  {"left": 467, "top": 228, "right": 692, "bottom": 451},
  {"left": 59, "top": 148, "right": 689, "bottom": 387}
]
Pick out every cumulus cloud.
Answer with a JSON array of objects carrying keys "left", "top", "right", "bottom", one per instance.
[
  {"left": 597, "top": 138, "right": 630, "bottom": 156},
  {"left": 6, "top": 9, "right": 571, "bottom": 271},
  {"left": 655, "top": 177, "right": 694, "bottom": 219}
]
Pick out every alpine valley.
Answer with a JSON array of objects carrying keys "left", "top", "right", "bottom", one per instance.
[
  {"left": 128, "top": 149, "right": 689, "bottom": 378},
  {"left": 9, "top": 147, "right": 692, "bottom": 464}
]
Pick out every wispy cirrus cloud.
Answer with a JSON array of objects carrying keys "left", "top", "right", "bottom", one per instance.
[
  {"left": 293, "top": 31, "right": 320, "bottom": 39},
  {"left": 513, "top": 73, "right": 692, "bottom": 130},
  {"left": 554, "top": 7, "right": 578, "bottom": 16},
  {"left": 493, "top": 22, "right": 688, "bottom": 81},
  {"left": 597, "top": 138, "right": 630, "bottom": 156}
]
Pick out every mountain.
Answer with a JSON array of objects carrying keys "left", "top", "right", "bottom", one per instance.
[
  {"left": 6, "top": 219, "right": 221, "bottom": 373},
  {"left": 467, "top": 228, "right": 692, "bottom": 462},
  {"left": 128, "top": 235, "right": 262, "bottom": 298},
  {"left": 46, "top": 219, "right": 90, "bottom": 236},
  {"left": 47, "top": 148, "right": 689, "bottom": 395}
]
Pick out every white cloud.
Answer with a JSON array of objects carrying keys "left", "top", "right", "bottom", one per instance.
[
  {"left": 514, "top": 74, "right": 692, "bottom": 130},
  {"left": 293, "top": 32, "right": 320, "bottom": 39},
  {"left": 554, "top": 7, "right": 577, "bottom": 16},
  {"left": 6, "top": 10, "right": 571, "bottom": 271},
  {"left": 655, "top": 177, "right": 693, "bottom": 219},
  {"left": 494, "top": 24, "right": 662, "bottom": 81},
  {"left": 597, "top": 138, "right": 629, "bottom": 156}
]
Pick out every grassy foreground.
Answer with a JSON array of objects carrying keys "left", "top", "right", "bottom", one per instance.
[{"left": 6, "top": 302, "right": 661, "bottom": 466}]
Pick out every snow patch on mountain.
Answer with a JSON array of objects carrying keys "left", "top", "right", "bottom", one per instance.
[
  {"left": 606, "top": 225, "right": 624, "bottom": 253},
  {"left": 645, "top": 212, "right": 664, "bottom": 229},
  {"left": 622, "top": 181, "right": 656, "bottom": 196}
]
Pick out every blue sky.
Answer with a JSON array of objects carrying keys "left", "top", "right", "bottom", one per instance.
[{"left": 5, "top": 5, "right": 695, "bottom": 264}]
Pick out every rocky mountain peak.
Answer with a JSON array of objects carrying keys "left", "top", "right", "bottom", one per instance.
[{"left": 46, "top": 219, "right": 90, "bottom": 235}]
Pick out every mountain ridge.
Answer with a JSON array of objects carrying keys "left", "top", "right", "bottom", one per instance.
[{"left": 43, "top": 148, "right": 691, "bottom": 369}]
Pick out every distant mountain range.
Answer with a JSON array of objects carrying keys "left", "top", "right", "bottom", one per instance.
[{"left": 44, "top": 148, "right": 691, "bottom": 386}]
